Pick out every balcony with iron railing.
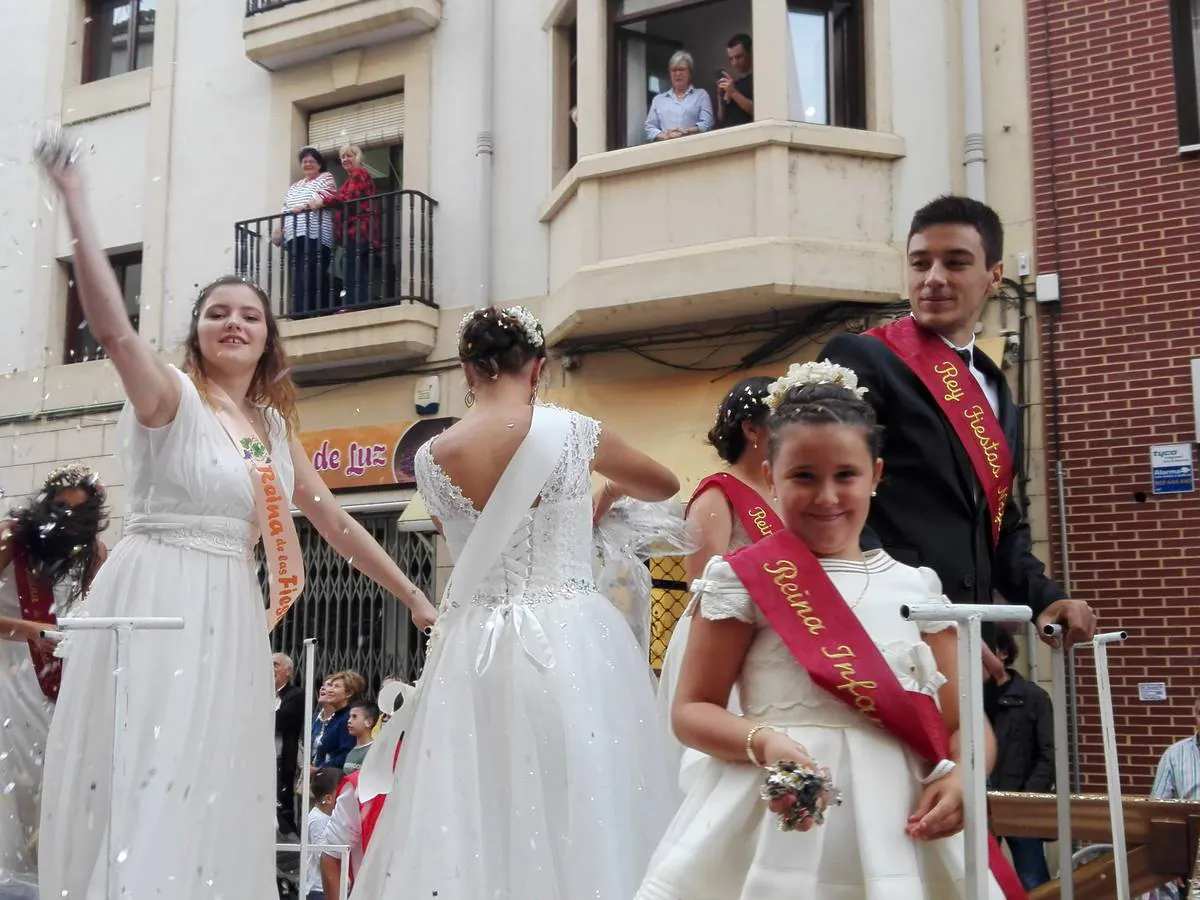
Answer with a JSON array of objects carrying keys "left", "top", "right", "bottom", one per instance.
[
  {"left": 243, "top": 0, "right": 441, "bottom": 71},
  {"left": 234, "top": 188, "right": 439, "bottom": 375}
]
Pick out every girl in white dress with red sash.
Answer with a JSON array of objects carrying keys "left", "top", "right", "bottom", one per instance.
[
  {"left": 34, "top": 131, "right": 437, "bottom": 900},
  {"left": 637, "top": 362, "right": 1025, "bottom": 900},
  {"left": 354, "top": 306, "right": 681, "bottom": 899},
  {"left": 657, "top": 376, "right": 782, "bottom": 791}
]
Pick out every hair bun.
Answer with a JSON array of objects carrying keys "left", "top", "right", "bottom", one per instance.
[
  {"left": 706, "top": 375, "right": 772, "bottom": 464},
  {"left": 458, "top": 306, "right": 547, "bottom": 378}
]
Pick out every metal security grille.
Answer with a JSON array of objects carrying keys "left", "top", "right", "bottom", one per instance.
[
  {"left": 649, "top": 556, "right": 689, "bottom": 672},
  {"left": 268, "top": 512, "right": 436, "bottom": 695}
]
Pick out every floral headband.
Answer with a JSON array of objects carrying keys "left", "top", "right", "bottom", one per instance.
[
  {"left": 42, "top": 462, "right": 105, "bottom": 496},
  {"left": 765, "top": 361, "right": 868, "bottom": 410},
  {"left": 458, "top": 305, "right": 545, "bottom": 351}
]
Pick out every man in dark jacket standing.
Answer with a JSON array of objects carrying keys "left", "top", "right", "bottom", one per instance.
[
  {"left": 987, "top": 628, "right": 1055, "bottom": 890},
  {"left": 273, "top": 652, "right": 305, "bottom": 837}
]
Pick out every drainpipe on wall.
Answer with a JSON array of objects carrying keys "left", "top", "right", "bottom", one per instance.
[
  {"left": 962, "top": 0, "right": 987, "bottom": 200},
  {"left": 476, "top": 0, "right": 496, "bottom": 309}
]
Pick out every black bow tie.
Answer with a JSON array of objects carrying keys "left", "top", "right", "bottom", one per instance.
[{"left": 955, "top": 347, "right": 972, "bottom": 366}]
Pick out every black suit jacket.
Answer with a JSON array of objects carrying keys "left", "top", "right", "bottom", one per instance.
[
  {"left": 275, "top": 683, "right": 304, "bottom": 782},
  {"left": 823, "top": 331, "right": 1066, "bottom": 617}
]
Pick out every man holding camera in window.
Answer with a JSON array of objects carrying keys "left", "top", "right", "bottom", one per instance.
[{"left": 716, "top": 33, "right": 754, "bottom": 128}]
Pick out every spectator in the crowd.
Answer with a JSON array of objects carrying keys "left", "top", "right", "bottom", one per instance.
[
  {"left": 306, "top": 768, "right": 343, "bottom": 900},
  {"left": 274, "top": 652, "right": 305, "bottom": 838},
  {"left": 343, "top": 701, "right": 379, "bottom": 775},
  {"left": 310, "top": 671, "right": 363, "bottom": 771},
  {"left": 1147, "top": 697, "right": 1200, "bottom": 900},
  {"left": 716, "top": 33, "right": 754, "bottom": 128},
  {"left": 644, "top": 50, "right": 714, "bottom": 143},
  {"left": 986, "top": 628, "right": 1055, "bottom": 891},
  {"left": 271, "top": 146, "right": 336, "bottom": 317},
  {"left": 309, "top": 144, "right": 380, "bottom": 308}
]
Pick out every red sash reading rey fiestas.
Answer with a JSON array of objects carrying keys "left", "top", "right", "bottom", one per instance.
[
  {"left": 11, "top": 540, "right": 62, "bottom": 702},
  {"left": 865, "top": 316, "right": 1014, "bottom": 546},
  {"left": 687, "top": 473, "right": 783, "bottom": 543},
  {"left": 726, "top": 530, "right": 1026, "bottom": 900},
  {"left": 206, "top": 382, "right": 305, "bottom": 631}
]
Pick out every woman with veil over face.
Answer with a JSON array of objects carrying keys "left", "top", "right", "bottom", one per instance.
[{"left": 353, "top": 305, "right": 682, "bottom": 899}]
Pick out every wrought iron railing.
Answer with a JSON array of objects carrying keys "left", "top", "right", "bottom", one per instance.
[
  {"left": 245, "top": 0, "right": 308, "bottom": 14},
  {"left": 233, "top": 188, "right": 436, "bottom": 319}
]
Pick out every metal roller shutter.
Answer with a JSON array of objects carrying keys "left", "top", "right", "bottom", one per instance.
[{"left": 307, "top": 93, "right": 405, "bottom": 152}]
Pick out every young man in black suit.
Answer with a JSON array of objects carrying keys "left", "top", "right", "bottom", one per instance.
[{"left": 823, "top": 195, "right": 1095, "bottom": 644}]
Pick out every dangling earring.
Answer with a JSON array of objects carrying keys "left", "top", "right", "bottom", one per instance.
[
  {"left": 464, "top": 389, "right": 476, "bottom": 408},
  {"left": 752, "top": 440, "right": 758, "bottom": 450},
  {"left": 870, "top": 490, "right": 877, "bottom": 497}
]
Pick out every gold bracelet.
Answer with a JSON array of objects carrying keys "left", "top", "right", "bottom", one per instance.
[{"left": 745, "top": 723, "right": 773, "bottom": 767}]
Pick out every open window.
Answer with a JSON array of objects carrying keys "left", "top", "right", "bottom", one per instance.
[
  {"left": 786, "top": 1, "right": 865, "bottom": 128},
  {"left": 64, "top": 250, "right": 142, "bottom": 364},
  {"left": 83, "top": 0, "right": 156, "bottom": 83},
  {"left": 1169, "top": 0, "right": 1200, "bottom": 149},
  {"left": 609, "top": 0, "right": 751, "bottom": 151}
]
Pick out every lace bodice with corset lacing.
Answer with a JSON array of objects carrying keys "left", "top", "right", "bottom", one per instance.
[{"left": 414, "top": 408, "right": 602, "bottom": 609}]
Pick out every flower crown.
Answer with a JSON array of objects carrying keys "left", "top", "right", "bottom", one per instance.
[
  {"left": 458, "top": 305, "right": 545, "bottom": 351},
  {"left": 43, "top": 462, "right": 104, "bottom": 493},
  {"left": 765, "top": 361, "right": 868, "bottom": 410}
]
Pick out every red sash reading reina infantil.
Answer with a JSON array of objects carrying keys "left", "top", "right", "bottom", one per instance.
[
  {"left": 207, "top": 382, "right": 305, "bottom": 631},
  {"left": 687, "top": 473, "right": 783, "bottom": 543},
  {"left": 11, "top": 541, "right": 62, "bottom": 702},
  {"left": 727, "top": 530, "right": 1027, "bottom": 900},
  {"left": 866, "top": 316, "right": 1014, "bottom": 546}
]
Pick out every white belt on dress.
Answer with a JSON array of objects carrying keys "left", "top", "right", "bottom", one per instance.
[
  {"left": 470, "top": 578, "right": 595, "bottom": 675},
  {"left": 124, "top": 512, "right": 257, "bottom": 559}
]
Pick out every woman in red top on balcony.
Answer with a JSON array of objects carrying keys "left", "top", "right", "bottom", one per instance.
[{"left": 312, "top": 144, "right": 379, "bottom": 309}]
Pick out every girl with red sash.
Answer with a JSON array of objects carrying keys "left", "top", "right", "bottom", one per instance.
[
  {"left": 638, "top": 363, "right": 1021, "bottom": 900},
  {"left": 657, "top": 376, "right": 782, "bottom": 791},
  {"left": 0, "top": 465, "right": 107, "bottom": 888},
  {"left": 34, "top": 134, "right": 438, "bottom": 900}
]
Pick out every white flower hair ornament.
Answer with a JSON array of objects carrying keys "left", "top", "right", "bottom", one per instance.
[
  {"left": 765, "top": 361, "right": 868, "bottom": 410},
  {"left": 458, "top": 305, "right": 545, "bottom": 351}
]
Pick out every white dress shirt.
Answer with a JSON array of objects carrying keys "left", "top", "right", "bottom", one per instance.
[{"left": 942, "top": 335, "right": 1000, "bottom": 418}]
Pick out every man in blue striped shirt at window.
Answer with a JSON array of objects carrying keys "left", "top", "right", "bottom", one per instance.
[
  {"left": 1149, "top": 700, "right": 1200, "bottom": 899},
  {"left": 644, "top": 50, "right": 714, "bottom": 143}
]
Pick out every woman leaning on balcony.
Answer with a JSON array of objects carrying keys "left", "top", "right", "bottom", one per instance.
[
  {"left": 271, "top": 146, "right": 336, "bottom": 317},
  {"left": 309, "top": 144, "right": 380, "bottom": 309}
]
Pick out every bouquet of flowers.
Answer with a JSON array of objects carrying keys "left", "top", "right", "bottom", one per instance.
[{"left": 760, "top": 760, "right": 842, "bottom": 831}]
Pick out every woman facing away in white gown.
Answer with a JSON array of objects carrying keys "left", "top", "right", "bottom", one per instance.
[
  {"left": 352, "top": 306, "right": 682, "bottom": 899},
  {"left": 34, "top": 132, "right": 437, "bottom": 900},
  {"left": 637, "top": 364, "right": 1021, "bottom": 900},
  {"left": 0, "top": 466, "right": 107, "bottom": 892}
]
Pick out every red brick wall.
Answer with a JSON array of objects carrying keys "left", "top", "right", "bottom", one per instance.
[{"left": 1027, "top": 0, "right": 1200, "bottom": 793}]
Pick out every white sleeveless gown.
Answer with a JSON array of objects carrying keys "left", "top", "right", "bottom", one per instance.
[
  {"left": 352, "top": 409, "right": 676, "bottom": 899},
  {"left": 38, "top": 368, "right": 291, "bottom": 899}
]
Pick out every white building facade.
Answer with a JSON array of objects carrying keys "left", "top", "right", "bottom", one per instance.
[{"left": 0, "top": 0, "right": 1047, "bottom": 679}]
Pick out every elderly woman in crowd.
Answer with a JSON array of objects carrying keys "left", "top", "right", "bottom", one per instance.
[
  {"left": 309, "top": 670, "right": 364, "bottom": 772},
  {"left": 310, "top": 144, "right": 379, "bottom": 308},
  {"left": 272, "top": 146, "right": 336, "bottom": 317},
  {"left": 644, "top": 50, "right": 714, "bottom": 143}
]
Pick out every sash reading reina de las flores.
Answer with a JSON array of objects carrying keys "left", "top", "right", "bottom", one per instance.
[{"left": 865, "top": 316, "right": 1014, "bottom": 547}]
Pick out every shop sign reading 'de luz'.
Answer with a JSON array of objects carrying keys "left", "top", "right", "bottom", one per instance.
[{"left": 300, "top": 418, "right": 457, "bottom": 491}]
